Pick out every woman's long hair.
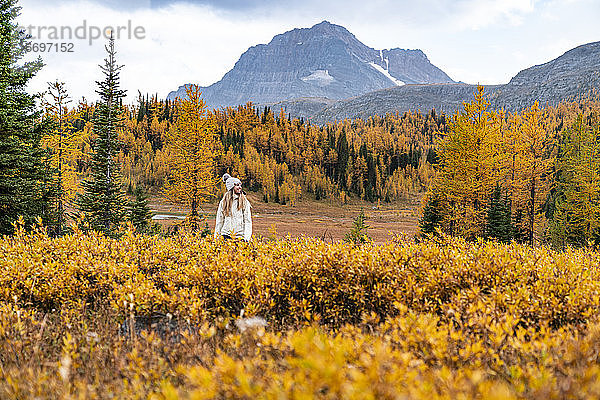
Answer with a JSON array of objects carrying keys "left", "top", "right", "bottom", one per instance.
[{"left": 221, "top": 190, "right": 248, "bottom": 217}]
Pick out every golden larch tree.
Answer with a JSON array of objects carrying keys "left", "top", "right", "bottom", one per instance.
[
  {"left": 508, "top": 102, "right": 556, "bottom": 244},
  {"left": 162, "top": 85, "right": 221, "bottom": 228},
  {"left": 548, "top": 113, "right": 600, "bottom": 246},
  {"left": 434, "top": 86, "right": 504, "bottom": 239}
]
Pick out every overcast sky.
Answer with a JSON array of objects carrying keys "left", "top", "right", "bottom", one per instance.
[{"left": 17, "top": 0, "right": 600, "bottom": 103}]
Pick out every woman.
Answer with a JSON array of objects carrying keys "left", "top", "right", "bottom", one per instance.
[{"left": 214, "top": 173, "right": 252, "bottom": 241}]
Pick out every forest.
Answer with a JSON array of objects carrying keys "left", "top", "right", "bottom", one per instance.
[
  {"left": 33, "top": 80, "right": 600, "bottom": 247},
  {"left": 77, "top": 89, "right": 441, "bottom": 205}
]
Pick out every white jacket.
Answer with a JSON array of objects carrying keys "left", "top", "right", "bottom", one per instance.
[{"left": 214, "top": 194, "right": 252, "bottom": 241}]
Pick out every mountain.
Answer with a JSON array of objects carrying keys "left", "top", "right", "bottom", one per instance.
[
  {"left": 167, "top": 21, "right": 454, "bottom": 107},
  {"left": 310, "top": 84, "right": 500, "bottom": 124},
  {"left": 309, "top": 41, "right": 600, "bottom": 123},
  {"left": 488, "top": 41, "right": 600, "bottom": 111}
]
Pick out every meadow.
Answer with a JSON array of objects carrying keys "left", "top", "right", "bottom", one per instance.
[
  {"left": 3, "top": 225, "right": 600, "bottom": 399},
  {"left": 148, "top": 193, "right": 421, "bottom": 243}
]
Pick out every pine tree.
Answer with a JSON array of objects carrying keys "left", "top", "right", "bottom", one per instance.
[
  {"left": 344, "top": 209, "right": 370, "bottom": 245},
  {"left": 128, "top": 186, "right": 153, "bottom": 234},
  {"left": 76, "top": 35, "right": 127, "bottom": 237},
  {"left": 512, "top": 208, "right": 527, "bottom": 243},
  {"left": 419, "top": 191, "right": 445, "bottom": 235},
  {"left": 485, "top": 184, "right": 512, "bottom": 242},
  {"left": 41, "top": 81, "right": 84, "bottom": 235},
  {"left": 336, "top": 130, "right": 349, "bottom": 188},
  {"left": 0, "top": 0, "right": 54, "bottom": 234}
]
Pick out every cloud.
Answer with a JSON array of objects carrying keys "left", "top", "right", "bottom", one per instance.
[
  {"left": 450, "top": 0, "right": 536, "bottom": 30},
  {"left": 16, "top": 0, "right": 600, "bottom": 104},
  {"left": 144, "top": 0, "right": 537, "bottom": 30},
  {"left": 19, "top": 0, "right": 302, "bottom": 102},
  {"left": 150, "top": 0, "right": 282, "bottom": 10}
]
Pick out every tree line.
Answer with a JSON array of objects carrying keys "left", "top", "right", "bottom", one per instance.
[
  {"left": 3, "top": 0, "right": 600, "bottom": 247},
  {"left": 420, "top": 86, "right": 600, "bottom": 247},
  {"left": 113, "top": 94, "right": 443, "bottom": 205}
]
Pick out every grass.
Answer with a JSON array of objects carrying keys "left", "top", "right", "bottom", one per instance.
[{"left": 147, "top": 192, "right": 423, "bottom": 242}]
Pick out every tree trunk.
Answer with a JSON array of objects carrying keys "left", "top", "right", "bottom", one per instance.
[{"left": 528, "top": 176, "right": 536, "bottom": 246}]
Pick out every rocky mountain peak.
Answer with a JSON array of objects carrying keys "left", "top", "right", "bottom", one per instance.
[
  {"left": 167, "top": 21, "right": 454, "bottom": 107},
  {"left": 306, "top": 40, "right": 600, "bottom": 124}
]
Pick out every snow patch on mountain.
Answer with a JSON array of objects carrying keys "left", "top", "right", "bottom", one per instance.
[
  {"left": 368, "top": 62, "right": 405, "bottom": 86},
  {"left": 301, "top": 69, "right": 335, "bottom": 87}
]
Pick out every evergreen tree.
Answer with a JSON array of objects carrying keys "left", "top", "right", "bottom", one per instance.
[
  {"left": 419, "top": 191, "right": 444, "bottom": 235},
  {"left": 162, "top": 99, "right": 170, "bottom": 122},
  {"left": 41, "top": 81, "right": 84, "bottom": 236},
  {"left": 0, "top": 0, "right": 54, "bottom": 234},
  {"left": 128, "top": 186, "right": 153, "bottom": 233},
  {"left": 136, "top": 91, "right": 146, "bottom": 122},
  {"left": 76, "top": 35, "right": 127, "bottom": 237},
  {"left": 336, "top": 130, "right": 349, "bottom": 188},
  {"left": 512, "top": 208, "right": 527, "bottom": 243},
  {"left": 485, "top": 184, "right": 512, "bottom": 242},
  {"left": 344, "top": 209, "right": 370, "bottom": 245}
]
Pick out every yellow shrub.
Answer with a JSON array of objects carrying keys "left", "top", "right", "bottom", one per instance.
[{"left": 2, "top": 230, "right": 600, "bottom": 398}]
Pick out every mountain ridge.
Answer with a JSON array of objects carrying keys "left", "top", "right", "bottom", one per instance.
[
  {"left": 168, "top": 23, "right": 600, "bottom": 124},
  {"left": 167, "top": 20, "right": 454, "bottom": 107},
  {"left": 303, "top": 40, "right": 600, "bottom": 123}
]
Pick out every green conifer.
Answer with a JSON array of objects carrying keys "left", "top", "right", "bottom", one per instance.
[
  {"left": 486, "top": 184, "right": 513, "bottom": 242},
  {"left": 128, "top": 186, "right": 153, "bottom": 233},
  {"left": 419, "top": 192, "right": 444, "bottom": 235},
  {"left": 0, "top": 0, "right": 54, "bottom": 234},
  {"left": 512, "top": 208, "right": 527, "bottom": 243},
  {"left": 76, "top": 35, "right": 127, "bottom": 237},
  {"left": 344, "top": 209, "right": 370, "bottom": 245}
]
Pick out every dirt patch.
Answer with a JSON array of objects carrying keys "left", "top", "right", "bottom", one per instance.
[{"left": 149, "top": 193, "right": 422, "bottom": 243}]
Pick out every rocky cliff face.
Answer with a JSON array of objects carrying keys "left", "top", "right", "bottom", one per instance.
[{"left": 167, "top": 21, "right": 454, "bottom": 107}]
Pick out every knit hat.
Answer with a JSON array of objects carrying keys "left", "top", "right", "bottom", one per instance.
[{"left": 222, "top": 173, "right": 242, "bottom": 191}]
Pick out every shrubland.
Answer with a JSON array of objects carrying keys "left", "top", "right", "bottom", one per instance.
[{"left": 3, "top": 226, "right": 600, "bottom": 398}]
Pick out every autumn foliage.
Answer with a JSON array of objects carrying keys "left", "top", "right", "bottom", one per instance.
[
  {"left": 161, "top": 85, "right": 221, "bottom": 223},
  {"left": 422, "top": 87, "right": 600, "bottom": 245},
  {"left": 114, "top": 97, "right": 441, "bottom": 204},
  {"left": 3, "top": 228, "right": 600, "bottom": 398},
  {"left": 36, "top": 83, "right": 600, "bottom": 245}
]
